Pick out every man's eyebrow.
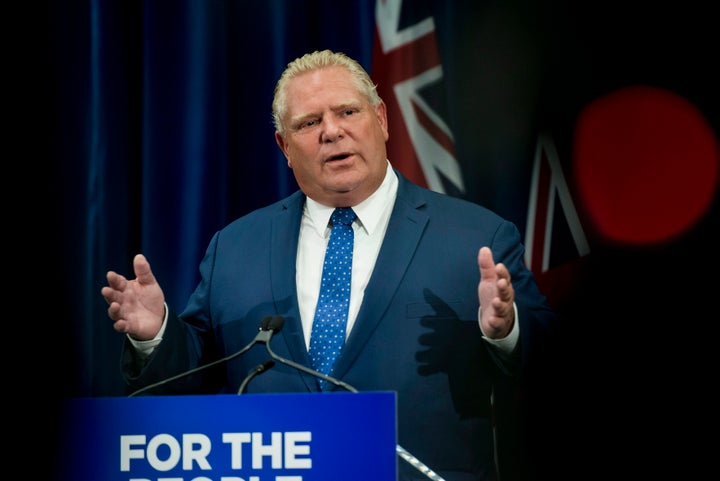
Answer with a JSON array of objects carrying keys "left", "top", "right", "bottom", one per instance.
[
  {"left": 334, "top": 100, "right": 360, "bottom": 110},
  {"left": 289, "top": 112, "right": 317, "bottom": 124}
]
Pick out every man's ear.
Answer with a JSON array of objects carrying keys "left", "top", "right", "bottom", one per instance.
[
  {"left": 375, "top": 100, "right": 389, "bottom": 141},
  {"left": 275, "top": 131, "right": 292, "bottom": 167}
]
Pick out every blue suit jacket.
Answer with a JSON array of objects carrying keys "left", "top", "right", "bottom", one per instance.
[{"left": 124, "top": 170, "right": 556, "bottom": 481}]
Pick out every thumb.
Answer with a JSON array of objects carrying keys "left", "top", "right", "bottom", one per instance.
[
  {"left": 478, "top": 246, "right": 497, "bottom": 281},
  {"left": 133, "top": 254, "right": 157, "bottom": 286}
]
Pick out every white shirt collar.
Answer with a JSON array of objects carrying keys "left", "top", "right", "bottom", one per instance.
[{"left": 304, "top": 161, "right": 398, "bottom": 238}]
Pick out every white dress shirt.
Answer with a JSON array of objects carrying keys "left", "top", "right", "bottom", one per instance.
[{"left": 296, "top": 161, "right": 398, "bottom": 348}]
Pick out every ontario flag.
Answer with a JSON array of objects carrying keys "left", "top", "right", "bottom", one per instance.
[
  {"left": 371, "top": 0, "right": 464, "bottom": 198},
  {"left": 371, "top": 0, "right": 590, "bottom": 307}
]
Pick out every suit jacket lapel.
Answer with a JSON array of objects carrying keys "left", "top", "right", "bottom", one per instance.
[
  {"left": 332, "top": 175, "right": 429, "bottom": 379},
  {"left": 269, "top": 193, "right": 316, "bottom": 381}
]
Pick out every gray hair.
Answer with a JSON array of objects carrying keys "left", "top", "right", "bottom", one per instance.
[{"left": 272, "top": 50, "right": 382, "bottom": 136}]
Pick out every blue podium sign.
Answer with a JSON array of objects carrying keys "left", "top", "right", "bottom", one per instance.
[{"left": 57, "top": 392, "right": 397, "bottom": 481}]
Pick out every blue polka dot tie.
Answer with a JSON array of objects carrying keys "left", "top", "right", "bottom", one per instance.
[{"left": 309, "top": 207, "right": 356, "bottom": 390}]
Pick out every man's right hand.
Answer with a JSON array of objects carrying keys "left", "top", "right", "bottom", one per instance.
[{"left": 101, "top": 254, "right": 165, "bottom": 341}]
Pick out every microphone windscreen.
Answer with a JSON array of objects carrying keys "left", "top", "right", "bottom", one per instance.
[
  {"left": 268, "top": 315, "right": 285, "bottom": 333},
  {"left": 259, "top": 316, "right": 273, "bottom": 330}
]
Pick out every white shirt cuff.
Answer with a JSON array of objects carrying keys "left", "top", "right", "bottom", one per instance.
[
  {"left": 127, "top": 303, "right": 169, "bottom": 359},
  {"left": 480, "top": 302, "right": 519, "bottom": 355}
]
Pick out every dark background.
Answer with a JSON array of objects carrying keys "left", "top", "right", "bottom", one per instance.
[{"left": 21, "top": 0, "right": 719, "bottom": 479}]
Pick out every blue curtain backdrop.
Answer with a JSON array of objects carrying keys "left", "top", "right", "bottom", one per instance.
[
  {"left": 45, "top": 1, "right": 718, "bottom": 480},
  {"left": 52, "top": 0, "right": 377, "bottom": 398}
]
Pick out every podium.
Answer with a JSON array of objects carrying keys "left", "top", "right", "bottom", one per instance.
[{"left": 57, "top": 391, "right": 397, "bottom": 481}]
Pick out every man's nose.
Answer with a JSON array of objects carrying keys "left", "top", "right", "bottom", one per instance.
[{"left": 321, "top": 118, "right": 343, "bottom": 143}]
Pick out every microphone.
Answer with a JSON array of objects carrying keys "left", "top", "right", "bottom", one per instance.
[
  {"left": 128, "top": 316, "right": 278, "bottom": 397},
  {"left": 237, "top": 359, "right": 276, "bottom": 394},
  {"left": 263, "top": 315, "right": 446, "bottom": 481},
  {"left": 262, "top": 315, "right": 358, "bottom": 393}
]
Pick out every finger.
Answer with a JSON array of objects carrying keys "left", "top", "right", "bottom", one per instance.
[
  {"left": 107, "top": 301, "right": 123, "bottom": 322},
  {"left": 491, "top": 297, "right": 513, "bottom": 318},
  {"left": 105, "top": 271, "right": 128, "bottom": 291},
  {"left": 495, "top": 263, "right": 514, "bottom": 292},
  {"left": 100, "top": 286, "right": 117, "bottom": 305},
  {"left": 495, "top": 262, "right": 511, "bottom": 281},
  {"left": 113, "top": 319, "right": 129, "bottom": 334},
  {"left": 497, "top": 281, "right": 514, "bottom": 302},
  {"left": 133, "top": 254, "right": 157, "bottom": 286}
]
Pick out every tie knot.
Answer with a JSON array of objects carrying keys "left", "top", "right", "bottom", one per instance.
[{"left": 331, "top": 207, "right": 356, "bottom": 227}]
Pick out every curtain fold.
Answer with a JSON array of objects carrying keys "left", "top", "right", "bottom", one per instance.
[{"left": 57, "top": 0, "right": 375, "bottom": 397}]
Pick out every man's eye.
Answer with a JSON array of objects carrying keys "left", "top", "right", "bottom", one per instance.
[
  {"left": 343, "top": 109, "right": 355, "bottom": 116},
  {"left": 299, "top": 119, "right": 317, "bottom": 129}
]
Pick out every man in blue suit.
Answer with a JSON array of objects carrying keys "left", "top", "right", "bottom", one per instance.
[{"left": 102, "top": 49, "right": 556, "bottom": 481}]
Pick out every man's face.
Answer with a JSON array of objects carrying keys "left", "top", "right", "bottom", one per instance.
[{"left": 275, "top": 66, "right": 389, "bottom": 207}]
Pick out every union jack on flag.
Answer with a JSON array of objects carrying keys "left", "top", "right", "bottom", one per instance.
[
  {"left": 371, "top": 0, "right": 464, "bottom": 197},
  {"left": 371, "top": 0, "right": 589, "bottom": 306}
]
